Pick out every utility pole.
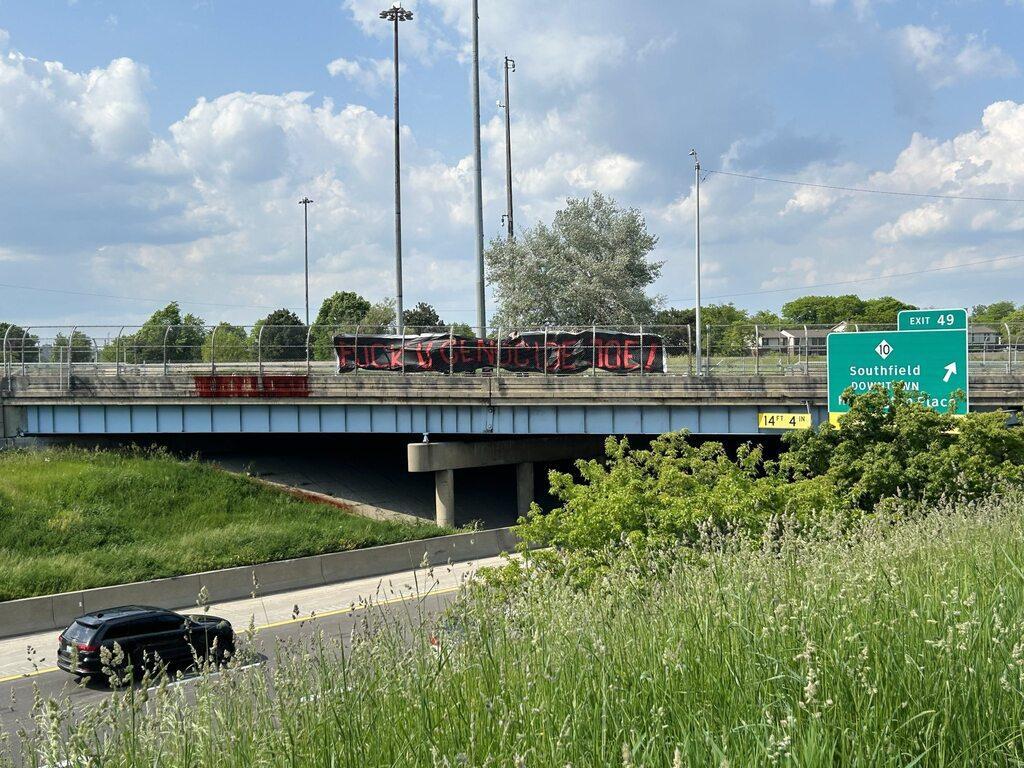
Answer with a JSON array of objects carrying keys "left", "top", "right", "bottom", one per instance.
[
  {"left": 498, "top": 56, "right": 515, "bottom": 240},
  {"left": 690, "top": 149, "right": 702, "bottom": 377},
  {"left": 298, "top": 197, "right": 314, "bottom": 326},
  {"left": 471, "top": 0, "right": 486, "bottom": 337},
  {"left": 380, "top": 2, "right": 413, "bottom": 335}
]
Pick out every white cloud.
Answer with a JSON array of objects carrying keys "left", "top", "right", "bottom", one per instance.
[
  {"left": 898, "top": 25, "right": 1017, "bottom": 88},
  {"left": 636, "top": 32, "right": 678, "bottom": 62},
  {"left": 381, "top": 0, "right": 629, "bottom": 87},
  {"left": 781, "top": 185, "right": 839, "bottom": 216},
  {"left": 0, "top": 36, "right": 483, "bottom": 323},
  {"left": 873, "top": 204, "right": 949, "bottom": 243},
  {"left": 326, "top": 56, "right": 393, "bottom": 91},
  {"left": 566, "top": 154, "right": 642, "bottom": 192}
]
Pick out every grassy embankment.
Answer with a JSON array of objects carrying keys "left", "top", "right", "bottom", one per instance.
[
  {"left": 15, "top": 493, "right": 1024, "bottom": 767},
  {"left": 0, "top": 448, "right": 446, "bottom": 601}
]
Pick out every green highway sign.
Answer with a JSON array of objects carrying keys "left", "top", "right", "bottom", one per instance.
[
  {"left": 827, "top": 328, "right": 968, "bottom": 418},
  {"left": 897, "top": 308, "right": 967, "bottom": 331}
]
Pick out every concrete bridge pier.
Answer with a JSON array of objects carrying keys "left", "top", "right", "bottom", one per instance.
[
  {"left": 409, "top": 437, "right": 604, "bottom": 527},
  {"left": 1, "top": 405, "right": 26, "bottom": 446},
  {"left": 434, "top": 469, "right": 456, "bottom": 528}
]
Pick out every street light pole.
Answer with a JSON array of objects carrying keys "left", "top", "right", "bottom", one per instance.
[
  {"left": 471, "top": 0, "right": 486, "bottom": 337},
  {"left": 380, "top": 2, "right": 413, "bottom": 335},
  {"left": 298, "top": 197, "right": 314, "bottom": 326},
  {"left": 690, "top": 149, "right": 702, "bottom": 377},
  {"left": 498, "top": 56, "right": 515, "bottom": 241}
]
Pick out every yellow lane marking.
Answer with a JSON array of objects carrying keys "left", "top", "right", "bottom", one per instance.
[
  {"left": 0, "top": 666, "right": 58, "bottom": 684},
  {"left": 0, "top": 584, "right": 463, "bottom": 684}
]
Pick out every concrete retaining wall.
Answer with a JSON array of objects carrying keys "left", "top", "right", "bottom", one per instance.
[{"left": 0, "top": 527, "right": 519, "bottom": 639}]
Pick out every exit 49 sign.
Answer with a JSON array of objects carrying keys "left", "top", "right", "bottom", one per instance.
[
  {"left": 827, "top": 314, "right": 968, "bottom": 420},
  {"left": 898, "top": 308, "right": 968, "bottom": 331}
]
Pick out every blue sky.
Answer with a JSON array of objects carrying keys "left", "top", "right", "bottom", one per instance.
[{"left": 1, "top": 0, "right": 1024, "bottom": 328}]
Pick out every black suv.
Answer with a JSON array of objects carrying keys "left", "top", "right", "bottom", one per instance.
[{"left": 57, "top": 605, "right": 234, "bottom": 679}]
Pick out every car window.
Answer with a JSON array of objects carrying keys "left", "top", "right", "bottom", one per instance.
[
  {"left": 63, "top": 621, "right": 99, "bottom": 644},
  {"left": 153, "top": 614, "right": 187, "bottom": 632},
  {"left": 104, "top": 621, "right": 138, "bottom": 640},
  {"left": 133, "top": 614, "right": 185, "bottom": 635}
]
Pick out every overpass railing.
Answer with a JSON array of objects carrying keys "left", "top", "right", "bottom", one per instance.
[{"left": 2, "top": 322, "right": 1022, "bottom": 379}]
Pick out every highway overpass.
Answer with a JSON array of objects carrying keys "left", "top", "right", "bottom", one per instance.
[
  {"left": 2, "top": 368, "right": 1023, "bottom": 438},
  {"left": 5, "top": 367, "right": 1022, "bottom": 525}
]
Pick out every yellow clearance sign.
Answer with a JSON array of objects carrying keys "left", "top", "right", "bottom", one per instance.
[{"left": 758, "top": 412, "right": 812, "bottom": 430}]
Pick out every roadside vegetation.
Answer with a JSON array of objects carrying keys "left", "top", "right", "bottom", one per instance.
[
  {"left": 0, "top": 447, "right": 446, "bottom": 601},
  {"left": 11, "top": 493, "right": 1024, "bottom": 766},
  {"left": 516, "top": 383, "right": 1024, "bottom": 582}
]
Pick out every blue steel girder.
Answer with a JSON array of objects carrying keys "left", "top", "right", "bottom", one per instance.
[{"left": 24, "top": 403, "right": 830, "bottom": 436}]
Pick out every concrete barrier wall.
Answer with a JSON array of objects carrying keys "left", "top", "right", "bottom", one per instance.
[{"left": 0, "top": 527, "right": 520, "bottom": 639}]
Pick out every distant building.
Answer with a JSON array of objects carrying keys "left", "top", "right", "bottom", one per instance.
[
  {"left": 754, "top": 321, "right": 848, "bottom": 355},
  {"left": 969, "top": 325, "right": 1001, "bottom": 345}
]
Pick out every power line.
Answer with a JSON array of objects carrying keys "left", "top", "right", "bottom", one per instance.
[
  {"left": 664, "top": 253, "right": 1024, "bottom": 304},
  {"left": 0, "top": 281, "right": 286, "bottom": 311},
  {"left": 707, "top": 169, "right": 1024, "bottom": 203},
  {"left": 426, "top": 253, "right": 1024, "bottom": 312}
]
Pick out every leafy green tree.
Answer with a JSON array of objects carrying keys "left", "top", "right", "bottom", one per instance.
[
  {"left": 782, "top": 295, "right": 866, "bottom": 324},
  {"left": 700, "top": 303, "right": 753, "bottom": 355},
  {"left": 517, "top": 383, "right": 1024, "bottom": 580},
  {"left": 0, "top": 323, "right": 39, "bottom": 362},
  {"left": 653, "top": 308, "right": 694, "bottom": 353},
  {"left": 998, "top": 308, "right": 1024, "bottom": 339},
  {"left": 855, "top": 297, "right": 917, "bottom": 325},
  {"left": 51, "top": 330, "right": 95, "bottom": 363},
  {"left": 403, "top": 302, "right": 444, "bottom": 331},
  {"left": 750, "top": 309, "right": 782, "bottom": 325},
  {"left": 971, "top": 301, "right": 1016, "bottom": 325},
  {"left": 360, "top": 300, "right": 397, "bottom": 332},
  {"left": 202, "top": 323, "right": 251, "bottom": 362},
  {"left": 516, "top": 433, "right": 840, "bottom": 581},
  {"left": 312, "top": 291, "right": 372, "bottom": 359},
  {"left": 252, "top": 309, "right": 306, "bottom": 361},
  {"left": 123, "top": 303, "right": 207, "bottom": 363},
  {"left": 781, "top": 382, "right": 1024, "bottom": 511},
  {"left": 486, "top": 191, "right": 662, "bottom": 327}
]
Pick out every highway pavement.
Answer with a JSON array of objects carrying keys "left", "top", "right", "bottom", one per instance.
[{"left": 0, "top": 555, "right": 505, "bottom": 751}]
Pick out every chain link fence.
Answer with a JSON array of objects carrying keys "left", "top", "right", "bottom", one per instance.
[{"left": 3, "top": 322, "right": 1022, "bottom": 379}]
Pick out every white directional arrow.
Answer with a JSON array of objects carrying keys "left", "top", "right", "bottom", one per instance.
[{"left": 943, "top": 362, "right": 957, "bottom": 383}]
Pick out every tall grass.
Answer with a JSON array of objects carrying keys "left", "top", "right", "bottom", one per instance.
[
  {"left": 10, "top": 493, "right": 1024, "bottom": 766},
  {"left": 0, "top": 447, "right": 446, "bottom": 600}
]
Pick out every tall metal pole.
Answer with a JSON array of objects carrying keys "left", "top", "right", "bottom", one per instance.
[
  {"left": 501, "top": 56, "right": 515, "bottom": 240},
  {"left": 690, "top": 149, "right": 702, "bottom": 377},
  {"left": 471, "top": 0, "right": 486, "bottom": 337},
  {"left": 381, "top": 3, "right": 413, "bottom": 335},
  {"left": 298, "top": 197, "right": 314, "bottom": 326}
]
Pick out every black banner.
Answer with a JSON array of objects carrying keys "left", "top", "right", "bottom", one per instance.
[{"left": 333, "top": 330, "right": 666, "bottom": 374}]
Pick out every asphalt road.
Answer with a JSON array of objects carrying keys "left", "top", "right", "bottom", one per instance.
[{"left": 0, "top": 587, "right": 459, "bottom": 762}]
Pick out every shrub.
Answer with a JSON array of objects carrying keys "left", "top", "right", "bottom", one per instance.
[{"left": 517, "top": 383, "right": 1024, "bottom": 578}]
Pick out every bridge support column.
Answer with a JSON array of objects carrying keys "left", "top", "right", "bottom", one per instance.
[
  {"left": 515, "top": 461, "right": 534, "bottom": 517},
  {"left": 1, "top": 405, "right": 25, "bottom": 440},
  {"left": 434, "top": 469, "right": 455, "bottom": 528}
]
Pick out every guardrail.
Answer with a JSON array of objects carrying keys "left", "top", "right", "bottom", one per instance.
[
  {"left": 3, "top": 322, "right": 1022, "bottom": 378},
  {"left": 0, "top": 527, "right": 520, "bottom": 638}
]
